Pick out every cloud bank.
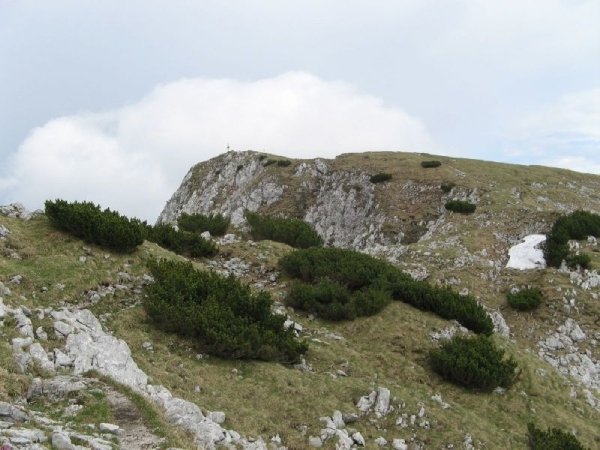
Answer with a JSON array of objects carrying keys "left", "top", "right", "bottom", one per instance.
[
  {"left": 505, "top": 88, "right": 600, "bottom": 174},
  {"left": 0, "top": 72, "right": 436, "bottom": 222}
]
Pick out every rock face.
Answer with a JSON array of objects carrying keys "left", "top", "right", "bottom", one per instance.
[{"left": 157, "top": 151, "right": 600, "bottom": 254}]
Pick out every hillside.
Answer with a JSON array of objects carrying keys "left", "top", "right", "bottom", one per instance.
[{"left": 1, "top": 151, "right": 600, "bottom": 449}]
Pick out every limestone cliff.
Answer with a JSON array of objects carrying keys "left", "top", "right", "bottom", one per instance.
[{"left": 158, "top": 150, "right": 600, "bottom": 256}]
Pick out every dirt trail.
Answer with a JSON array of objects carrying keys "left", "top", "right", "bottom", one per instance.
[{"left": 104, "top": 386, "right": 164, "bottom": 450}]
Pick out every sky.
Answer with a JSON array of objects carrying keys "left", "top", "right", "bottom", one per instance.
[{"left": 1, "top": 0, "right": 599, "bottom": 222}]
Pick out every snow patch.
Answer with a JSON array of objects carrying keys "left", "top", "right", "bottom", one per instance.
[{"left": 506, "top": 234, "right": 546, "bottom": 270}]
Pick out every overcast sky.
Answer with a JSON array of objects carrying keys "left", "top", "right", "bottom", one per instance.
[{"left": 1, "top": 0, "right": 599, "bottom": 222}]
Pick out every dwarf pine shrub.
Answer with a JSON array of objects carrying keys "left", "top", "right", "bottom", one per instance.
[
  {"left": 143, "top": 259, "right": 308, "bottom": 362},
  {"left": 445, "top": 200, "right": 476, "bottom": 213},
  {"left": 245, "top": 211, "right": 323, "bottom": 249},
  {"left": 421, "top": 160, "right": 442, "bottom": 168},
  {"left": 507, "top": 288, "right": 543, "bottom": 311},
  {"left": 527, "top": 423, "right": 589, "bottom": 450},
  {"left": 545, "top": 210, "right": 600, "bottom": 267},
  {"left": 440, "top": 182, "right": 456, "bottom": 193},
  {"left": 146, "top": 223, "right": 218, "bottom": 258},
  {"left": 370, "top": 173, "right": 392, "bottom": 183},
  {"left": 277, "top": 159, "right": 292, "bottom": 167},
  {"left": 429, "top": 335, "right": 517, "bottom": 391},
  {"left": 177, "top": 212, "right": 230, "bottom": 236},
  {"left": 44, "top": 199, "right": 145, "bottom": 253},
  {"left": 279, "top": 247, "right": 494, "bottom": 334}
]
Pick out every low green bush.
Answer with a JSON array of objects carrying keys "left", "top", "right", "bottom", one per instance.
[
  {"left": 370, "top": 173, "right": 392, "bottom": 183},
  {"left": 45, "top": 199, "right": 145, "bottom": 253},
  {"left": 279, "top": 247, "right": 493, "bottom": 334},
  {"left": 279, "top": 247, "right": 411, "bottom": 288},
  {"left": 236, "top": 164, "right": 244, "bottom": 172},
  {"left": 507, "top": 288, "right": 543, "bottom": 311},
  {"left": 445, "top": 200, "right": 476, "bottom": 213},
  {"left": 440, "top": 182, "right": 455, "bottom": 193},
  {"left": 258, "top": 155, "right": 267, "bottom": 161},
  {"left": 527, "top": 423, "right": 589, "bottom": 450},
  {"left": 263, "top": 158, "right": 292, "bottom": 167},
  {"left": 545, "top": 210, "right": 600, "bottom": 267},
  {"left": 421, "top": 160, "right": 442, "bottom": 168},
  {"left": 566, "top": 253, "right": 592, "bottom": 269},
  {"left": 177, "top": 212, "right": 230, "bottom": 236},
  {"left": 392, "top": 281, "right": 493, "bottom": 335},
  {"left": 286, "top": 277, "right": 392, "bottom": 321},
  {"left": 429, "top": 335, "right": 517, "bottom": 391},
  {"left": 144, "top": 259, "right": 307, "bottom": 362},
  {"left": 146, "top": 224, "right": 218, "bottom": 258},
  {"left": 245, "top": 211, "right": 323, "bottom": 249}
]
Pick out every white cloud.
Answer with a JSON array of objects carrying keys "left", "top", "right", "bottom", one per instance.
[
  {"left": 431, "top": 0, "right": 600, "bottom": 72},
  {"left": 504, "top": 88, "right": 600, "bottom": 173},
  {"left": 0, "top": 72, "right": 437, "bottom": 222}
]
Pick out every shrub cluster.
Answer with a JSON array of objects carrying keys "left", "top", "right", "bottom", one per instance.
[
  {"left": 281, "top": 248, "right": 408, "bottom": 320},
  {"left": 264, "top": 158, "right": 291, "bottom": 167},
  {"left": 143, "top": 259, "right": 308, "bottom": 362},
  {"left": 445, "top": 200, "right": 476, "bottom": 214},
  {"left": 286, "top": 278, "right": 391, "bottom": 321},
  {"left": 545, "top": 210, "right": 600, "bottom": 268},
  {"left": 45, "top": 199, "right": 145, "bottom": 253},
  {"left": 279, "top": 247, "right": 494, "bottom": 334},
  {"left": 392, "top": 282, "right": 493, "bottom": 335},
  {"left": 245, "top": 211, "right": 323, "bottom": 249},
  {"left": 429, "top": 335, "right": 517, "bottom": 391},
  {"left": 177, "top": 212, "right": 230, "bottom": 236},
  {"left": 421, "top": 160, "right": 442, "bottom": 168},
  {"left": 370, "top": 173, "right": 393, "bottom": 184},
  {"left": 440, "top": 182, "right": 455, "bottom": 193},
  {"left": 145, "top": 224, "right": 218, "bottom": 258},
  {"left": 527, "top": 423, "right": 589, "bottom": 450},
  {"left": 507, "top": 288, "right": 543, "bottom": 311}
]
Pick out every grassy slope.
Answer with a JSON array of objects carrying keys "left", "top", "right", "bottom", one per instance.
[{"left": 2, "top": 152, "right": 600, "bottom": 449}]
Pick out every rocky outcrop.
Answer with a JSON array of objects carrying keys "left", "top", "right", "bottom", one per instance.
[{"left": 2, "top": 303, "right": 271, "bottom": 449}]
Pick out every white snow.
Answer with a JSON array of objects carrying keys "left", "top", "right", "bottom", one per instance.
[{"left": 506, "top": 234, "right": 547, "bottom": 270}]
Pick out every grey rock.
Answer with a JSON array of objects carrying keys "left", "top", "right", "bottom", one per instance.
[
  {"left": 352, "top": 431, "right": 366, "bottom": 446},
  {"left": 54, "top": 349, "right": 74, "bottom": 368},
  {"left": 52, "top": 431, "right": 74, "bottom": 450},
  {"left": 374, "top": 387, "right": 391, "bottom": 417},
  {"left": 0, "top": 282, "right": 11, "bottom": 296},
  {"left": 208, "top": 411, "right": 226, "bottom": 424},
  {"left": 35, "top": 326, "right": 48, "bottom": 341},
  {"left": 54, "top": 321, "right": 74, "bottom": 338},
  {"left": 0, "top": 224, "right": 10, "bottom": 237},
  {"left": 309, "top": 436, "right": 323, "bottom": 447},
  {"left": 375, "top": 437, "right": 388, "bottom": 446},
  {"left": 99, "top": 422, "right": 120, "bottom": 434},
  {"left": 392, "top": 438, "right": 408, "bottom": 450},
  {"left": 12, "top": 309, "right": 33, "bottom": 337},
  {"left": 0, "top": 402, "right": 29, "bottom": 422},
  {"left": 12, "top": 337, "right": 33, "bottom": 351},
  {"left": 65, "top": 330, "right": 148, "bottom": 391},
  {"left": 332, "top": 410, "right": 345, "bottom": 428},
  {"left": 319, "top": 416, "right": 336, "bottom": 430},
  {"left": 335, "top": 429, "right": 354, "bottom": 450},
  {"left": 29, "top": 343, "right": 55, "bottom": 374},
  {"left": 27, "top": 376, "right": 88, "bottom": 400},
  {"left": 342, "top": 413, "right": 358, "bottom": 423},
  {"left": 357, "top": 390, "right": 377, "bottom": 415},
  {"left": 201, "top": 231, "right": 211, "bottom": 240}
]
